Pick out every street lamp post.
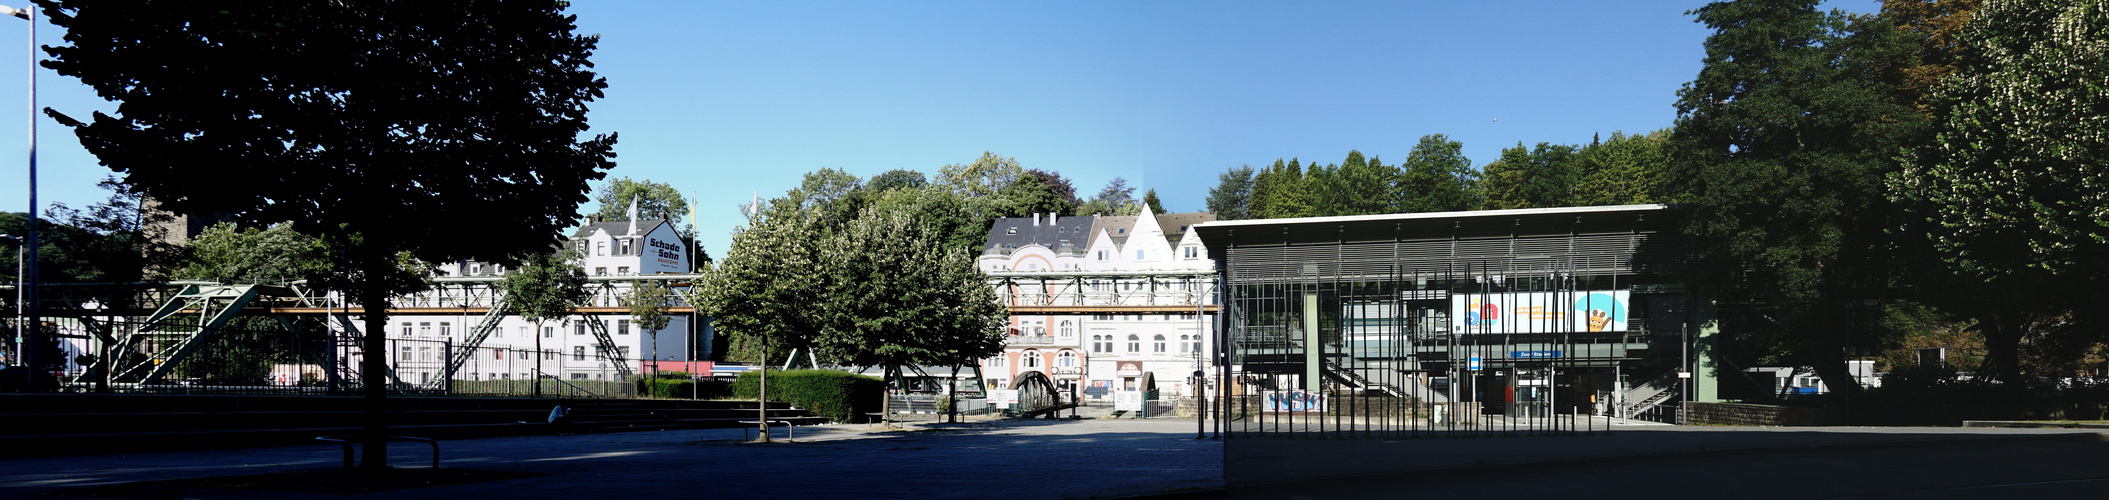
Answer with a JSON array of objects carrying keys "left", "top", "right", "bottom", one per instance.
[{"left": 0, "top": 5, "right": 36, "bottom": 388}]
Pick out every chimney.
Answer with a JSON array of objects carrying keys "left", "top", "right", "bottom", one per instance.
[
  {"left": 1050, "top": 213, "right": 1057, "bottom": 224},
  {"left": 1033, "top": 213, "right": 1041, "bottom": 226}
]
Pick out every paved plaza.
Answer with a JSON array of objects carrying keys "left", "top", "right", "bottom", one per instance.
[{"left": 3, "top": 416, "right": 2105, "bottom": 499}]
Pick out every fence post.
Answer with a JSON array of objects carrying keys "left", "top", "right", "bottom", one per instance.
[{"left": 444, "top": 339, "right": 454, "bottom": 395}]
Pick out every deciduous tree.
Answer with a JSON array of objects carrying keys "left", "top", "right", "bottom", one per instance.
[
  {"left": 1890, "top": 0, "right": 2108, "bottom": 383},
  {"left": 42, "top": 1, "right": 615, "bottom": 468}
]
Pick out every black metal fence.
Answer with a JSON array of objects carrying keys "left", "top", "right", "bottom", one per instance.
[{"left": 1212, "top": 259, "right": 1683, "bottom": 439}]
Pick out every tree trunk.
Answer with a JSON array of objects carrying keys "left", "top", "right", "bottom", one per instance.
[
  {"left": 532, "top": 320, "right": 543, "bottom": 398},
  {"left": 358, "top": 279, "right": 392, "bottom": 471},
  {"left": 1979, "top": 311, "right": 2025, "bottom": 384},
  {"left": 757, "top": 365, "right": 770, "bottom": 442},
  {"left": 947, "top": 365, "right": 959, "bottom": 424},
  {"left": 1805, "top": 306, "right": 1860, "bottom": 424}
]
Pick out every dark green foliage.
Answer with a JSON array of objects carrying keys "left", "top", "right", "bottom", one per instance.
[
  {"left": 1080, "top": 177, "right": 1140, "bottom": 216},
  {"left": 1248, "top": 159, "right": 1311, "bottom": 219},
  {"left": 594, "top": 178, "right": 691, "bottom": 239},
  {"left": 732, "top": 369, "right": 883, "bottom": 422},
  {"left": 866, "top": 169, "right": 928, "bottom": 193},
  {"left": 1850, "top": 368, "right": 2109, "bottom": 426},
  {"left": 1001, "top": 170, "right": 1079, "bottom": 217},
  {"left": 177, "top": 222, "right": 332, "bottom": 284},
  {"left": 1573, "top": 129, "right": 1673, "bottom": 206},
  {"left": 5, "top": 179, "right": 179, "bottom": 284},
  {"left": 1311, "top": 151, "right": 1398, "bottom": 217},
  {"left": 1204, "top": 165, "right": 1255, "bottom": 220},
  {"left": 1480, "top": 142, "right": 1580, "bottom": 210},
  {"left": 1890, "top": 0, "right": 2109, "bottom": 383},
  {"left": 1669, "top": 0, "right": 1925, "bottom": 403},
  {"left": 1396, "top": 134, "right": 1479, "bottom": 213},
  {"left": 1141, "top": 189, "right": 1166, "bottom": 215},
  {"left": 637, "top": 374, "right": 732, "bottom": 399}
]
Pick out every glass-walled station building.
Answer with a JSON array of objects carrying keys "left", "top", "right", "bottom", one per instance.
[{"left": 1194, "top": 204, "right": 1721, "bottom": 436}]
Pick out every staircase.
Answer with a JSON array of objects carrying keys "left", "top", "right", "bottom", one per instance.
[{"left": 1622, "top": 370, "right": 1682, "bottom": 422}]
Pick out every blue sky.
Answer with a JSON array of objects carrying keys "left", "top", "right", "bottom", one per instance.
[{"left": 0, "top": 1, "right": 1883, "bottom": 260}]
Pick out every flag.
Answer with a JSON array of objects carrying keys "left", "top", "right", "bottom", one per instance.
[{"left": 626, "top": 195, "right": 639, "bottom": 236}]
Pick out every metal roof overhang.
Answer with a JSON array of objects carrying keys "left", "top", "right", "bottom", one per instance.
[{"left": 1193, "top": 204, "right": 1685, "bottom": 251}]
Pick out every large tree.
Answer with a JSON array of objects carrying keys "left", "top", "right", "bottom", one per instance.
[
  {"left": 42, "top": 1, "right": 616, "bottom": 468},
  {"left": 1890, "top": 0, "right": 2108, "bottom": 383},
  {"left": 593, "top": 178, "right": 691, "bottom": 238},
  {"left": 1573, "top": 129, "right": 1673, "bottom": 206},
  {"left": 1395, "top": 135, "right": 1479, "bottom": 213},
  {"left": 1480, "top": 142, "right": 1579, "bottom": 210},
  {"left": 497, "top": 250, "right": 589, "bottom": 398},
  {"left": 1668, "top": 0, "right": 1923, "bottom": 409},
  {"left": 817, "top": 202, "right": 1005, "bottom": 423},
  {"left": 1204, "top": 165, "right": 1255, "bottom": 221},
  {"left": 698, "top": 202, "right": 828, "bottom": 441}
]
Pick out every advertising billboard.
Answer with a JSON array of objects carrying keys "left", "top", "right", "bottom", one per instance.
[{"left": 1450, "top": 290, "right": 1629, "bottom": 334}]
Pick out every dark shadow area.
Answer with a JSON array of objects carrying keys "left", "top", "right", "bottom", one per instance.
[{"left": 43, "top": 468, "right": 544, "bottom": 497}]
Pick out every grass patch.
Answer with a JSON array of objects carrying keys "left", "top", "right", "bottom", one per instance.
[{"left": 49, "top": 468, "right": 544, "bottom": 497}]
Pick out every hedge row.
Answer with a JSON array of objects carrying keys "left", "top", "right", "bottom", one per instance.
[
  {"left": 732, "top": 369, "right": 883, "bottom": 423},
  {"left": 636, "top": 377, "right": 733, "bottom": 399}
]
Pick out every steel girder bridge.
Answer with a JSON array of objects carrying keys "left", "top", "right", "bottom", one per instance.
[
  {"left": 985, "top": 269, "right": 1222, "bottom": 315},
  {"left": 2, "top": 274, "right": 704, "bottom": 393}
]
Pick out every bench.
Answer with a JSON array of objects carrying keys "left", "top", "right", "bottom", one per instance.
[
  {"left": 314, "top": 435, "right": 439, "bottom": 470},
  {"left": 737, "top": 420, "right": 793, "bottom": 440}
]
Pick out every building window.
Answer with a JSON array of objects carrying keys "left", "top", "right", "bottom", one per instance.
[
  {"left": 1057, "top": 351, "right": 1077, "bottom": 368},
  {"left": 1185, "top": 247, "right": 1199, "bottom": 259},
  {"left": 618, "top": 320, "right": 631, "bottom": 335},
  {"left": 1179, "top": 335, "right": 1189, "bottom": 353},
  {"left": 989, "top": 356, "right": 1006, "bottom": 368},
  {"left": 619, "top": 239, "right": 633, "bottom": 255},
  {"left": 573, "top": 346, "right": 586, "bottom": 361},
  {"left": 439, "top": 322, "right": 452, "bottom": 338},
  {"left": 400, "top": 346, "right": 412, "bottom": 361},
  {"left": 572, "top": 373, "right": 588, "bottom": 380},
  {"left": 1153, "top": 335, "right": 1166, "bottom": 353},
  {"left": 1023, "top": 351, "right": 1042, "bottom": 369},
  {"left": 1059, "top": 321, "right": 1074, "bottom": 338},
  {"left": 1136, "top": 250, "right": 1145, "bottom": 260},
  {"left": 987, "top": 378, "right": 1008, "bottom": 390},
  {"left": 544, "top": 326, "right": 555, "bottom": 338},
  {"left": 596, "top": 241, "right": 607, "bottom": 256},
  {"left": 594, "top": 347, "right": 607, "bottom": 360},
  {"left": 1097, "top": 250, "right": 1109, "bottom": 261},
  {"left": 1127, "top": 335, "right": 1140, "bottom": 353},
  {"left": 595, "top": 267, "right": 607, "bottom": 276},
  {"left": 399, "top": 322, "right": 412, "bottom": 338},
  {"left": 575, "top": 324, "right": 586, "bottom": 336},
  {"left": 543, "top": 350, "right": 555, "bottom": 360},
  {"left": 419, "top": 346, "right": 433, "bottom": 361},
  {"left": 419, "top": 322, "right": 432, "bottom": 337},
  {"left": 1193, "top": 337, "right": 1203, "bottom": 353},
  {"left": 494, "top": 349, "right": 505, "bottom": 360},
  {"left": 617, "top": 266, "right": 630, "bottom": 275}
]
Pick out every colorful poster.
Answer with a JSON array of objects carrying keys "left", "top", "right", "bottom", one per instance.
[
  {"left": 1262, "top": 390, "right": 1327, "bottom": 413},
  {"left": 1451, "top": 290, "right": 1629, "bottom": 334}
]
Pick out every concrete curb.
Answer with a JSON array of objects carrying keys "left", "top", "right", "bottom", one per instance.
[
  {"left": 1962, "top": 420, "right": 2109, "bottom": 429},
  {"left": 1119, "top": 430, "right": 2109, "bottom": 500}
]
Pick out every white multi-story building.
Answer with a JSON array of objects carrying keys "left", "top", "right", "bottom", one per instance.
[
  {"left": 404, "top": 218, "right": 700, "bottom": 383},
  {"left": 978, "top": 206, "right": 1218, "bottom": 401}
]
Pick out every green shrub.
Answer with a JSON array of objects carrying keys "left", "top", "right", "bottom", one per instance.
[
  {"left": 636, "top": 377, "right": 732, "bottom": 399},
  {"left": 732, "top": 369, "right": 883, "bottom": 422}
]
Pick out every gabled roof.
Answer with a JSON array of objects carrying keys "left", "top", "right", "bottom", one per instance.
[
  {"left": 982, "top": 214, "right": 1095, "bottom": 256},
  {"left": 573, "top": 219, "right": 670, "bottom": 239}
]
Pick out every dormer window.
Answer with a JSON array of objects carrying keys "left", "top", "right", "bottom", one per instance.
[{"left": 1007, "top": 227, "right": 1017, "bottom": 235}]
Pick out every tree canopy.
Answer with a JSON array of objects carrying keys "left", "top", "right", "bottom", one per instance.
[
  {"left": 41, "top": 1, "right": 616, "bottom": 468},
  {"left": 1890, "top": 0, "right": 2107, "bottom": 383},
  {"left": 594, "top": 178, "right": 691, "bottom": 238}
]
